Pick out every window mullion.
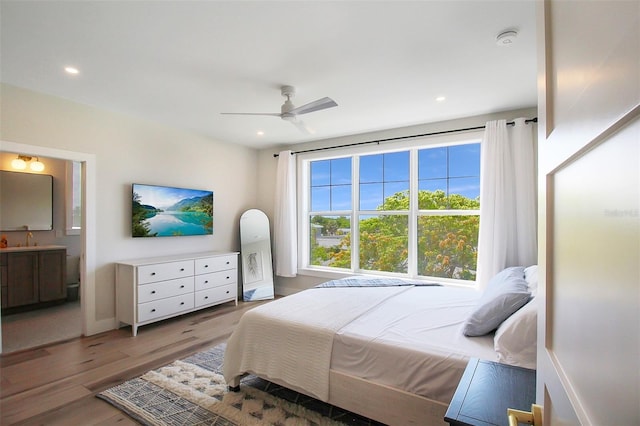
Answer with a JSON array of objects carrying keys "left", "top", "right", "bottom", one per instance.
[
  {"left": 352, "top": 156, "right": 360, "bottom": 272},
  {"left": 408, "top": 149, "right": 418, "bottom": 277}
]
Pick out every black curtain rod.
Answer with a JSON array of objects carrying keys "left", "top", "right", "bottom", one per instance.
[{"left": 273, "top": 117, "right": 537, "bottom": 157}]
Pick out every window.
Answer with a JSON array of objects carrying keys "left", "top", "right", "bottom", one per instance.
[
  {"left": 66, "top": 160, "right": 82, "bottom": 234},
  {"left": 302, "top": 136, "right": 481, "bottom": 283}
]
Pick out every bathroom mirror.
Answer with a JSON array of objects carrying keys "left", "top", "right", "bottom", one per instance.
[
  {"left": 0, "top": 171, "right": 53, "bottom": 231},
  {"left": 240, "top": 209, "right": 274, "bottom": 301}
]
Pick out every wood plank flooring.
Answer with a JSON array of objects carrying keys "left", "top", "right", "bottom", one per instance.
[{"left": 0, "top": 300, "right": 261, "bottom": 425}]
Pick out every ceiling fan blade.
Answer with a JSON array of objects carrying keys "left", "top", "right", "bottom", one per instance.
[
  {"left": 289, "top": 97, "right": 337, "bottom": 115},
  {"left": 220, "top": 112, "right": 281, "bottom": 117},
  {"left": 290, "top": 118, "right": 315, "bottom": 135}
]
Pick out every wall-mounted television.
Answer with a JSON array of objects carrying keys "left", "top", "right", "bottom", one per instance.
[{"left": 132, "top": 183, "right": 213, "bottom": 237}]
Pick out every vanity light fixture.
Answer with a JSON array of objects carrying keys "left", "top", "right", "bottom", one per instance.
[
  {"left": 11, "top": 155, "right": 45, "bottom": 172},
  {"left": 30, "top": 158, "right": 45, "bottom": 171}
]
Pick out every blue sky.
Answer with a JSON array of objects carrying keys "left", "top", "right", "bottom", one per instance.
[
  {"left": 311, "top": 143, "right": 480, "bottom": 211},
  {"left": 134, "top": 184, "right": 212, "bottom": 209}
]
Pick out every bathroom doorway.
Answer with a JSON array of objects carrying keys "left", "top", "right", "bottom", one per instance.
[{"left": 0, "top": 141, "right": 96, "bottom": 354}]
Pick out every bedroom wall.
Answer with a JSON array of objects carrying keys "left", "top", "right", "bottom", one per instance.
[
  {"left": 0, "top": 83, "right": 259, "bottom": 330},
  {"left": 257, "top": 106, "right": 538, "bottom": 295}
]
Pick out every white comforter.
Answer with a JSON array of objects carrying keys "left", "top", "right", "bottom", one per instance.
[
  {"left": 223, "top": 285, "right": 411, "bottom": 401},
  {"left": 332, "top": 285, "right": 497, "bottom": 403}
]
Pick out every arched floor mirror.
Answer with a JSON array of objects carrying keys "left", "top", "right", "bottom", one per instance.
[{"left": 240, "top": 209, "right": 274, "bottom": 301}]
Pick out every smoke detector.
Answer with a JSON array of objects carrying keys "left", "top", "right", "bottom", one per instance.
[{"left": 496, "top": 30, "right": 518, "bottom": 47}]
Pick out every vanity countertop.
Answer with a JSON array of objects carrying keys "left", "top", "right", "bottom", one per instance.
[{"left": 0, "top": 245, "right": 66, "bottom": 253}]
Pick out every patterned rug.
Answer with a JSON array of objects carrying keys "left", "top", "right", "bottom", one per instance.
[{"left": 97, "top": 344, "right": 383, "bottom": 426}]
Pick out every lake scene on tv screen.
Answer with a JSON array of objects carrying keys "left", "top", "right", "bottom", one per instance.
[{"left": 132, "top": 184, "right": 213, "bottom": 237}]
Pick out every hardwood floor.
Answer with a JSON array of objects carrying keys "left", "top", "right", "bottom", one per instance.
[{"left": 0, "top": 300, "right": 261, "bottom": 425}]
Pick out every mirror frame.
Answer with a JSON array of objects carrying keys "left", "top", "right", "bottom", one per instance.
[
  {"left": 240, "top": 209, "right": 274, "bottom": 301},
  {"left": 0, "top": 170, "right": 53, "bottom": 231}
]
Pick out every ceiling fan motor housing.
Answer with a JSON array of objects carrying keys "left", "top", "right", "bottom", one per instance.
[{"left": 281, "top": 86, "right": 296, "bottom": 118}]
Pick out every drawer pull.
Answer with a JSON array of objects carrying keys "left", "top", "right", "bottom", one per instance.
[
  {"left": 180, "top": 285, "right": 185, "bottom": 288},
  {"left": 226, "top": 290, "right": 230, "bottom": 294},
  {"left": 151, "top": 290, "right": 156, "bottom": 294},
  {"left": 151, "top": 272, "right": 156, "bottom": 276},
  {"left": 204, "top": 296, "right": 209, "bottom": 299},
  {"left": 180, "top": 268, "right": 185, "bottom": 271},
  {"left": 205, "top": 280, "right": 209, "bottom": 284},
  {"left": 226, "top": 276, "right": 230, "bottom": 280},
  {"left": 151, "top": 308, "right": 156, "bottom": 312},
  {"left": 204, "top": 264, "right": 209, "bottom": 268},
  {"left": 180, "top": 302, "right": 185, "bottom": 305},
  {"left": 226, "top": 261, "right": 230, "bottom": 265}
]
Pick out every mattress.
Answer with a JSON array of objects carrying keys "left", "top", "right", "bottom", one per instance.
[
  {"left": 223, "top": 285, "right": 412, "bottom": 401},
  {"left": 224, "top": 282, "right": 497, "bottom": 405},
  {"left": 331, "top": 285, "right": 497, "bottom": 403}
]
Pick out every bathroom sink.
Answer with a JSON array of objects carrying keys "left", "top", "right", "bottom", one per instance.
[{"left": 0, "top": 245, "right": 66, "bottom": 252}]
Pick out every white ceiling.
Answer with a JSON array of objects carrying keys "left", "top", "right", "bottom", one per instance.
[{"left": 0, "top": 1, "right": 537, "bottom": 149}]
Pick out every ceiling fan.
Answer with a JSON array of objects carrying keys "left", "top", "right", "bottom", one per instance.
[{"left": 220, "top": 85, "right": 338, "bottom": 134}]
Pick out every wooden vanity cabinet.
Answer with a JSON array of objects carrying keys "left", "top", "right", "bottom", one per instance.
[
  {"left": 38, "top": 249, "right": 67, "bottom": 302},
  {"left": 0, "top": 247, "right": 66, "bottom": 310}
]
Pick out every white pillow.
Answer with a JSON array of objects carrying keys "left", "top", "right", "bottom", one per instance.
[
  {"left": 494, "top": 297, "right": 538, "bottom": 369},
  {"left": 524, "top": 265, "right": 538, "bottom": 296},
  {"left": 463, "top": 266, "right": 530, "bottom": 336}
]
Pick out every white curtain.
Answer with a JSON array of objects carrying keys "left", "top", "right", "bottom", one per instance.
[
  {"left": 274, "top": 150, "right": 298, "bottom": 277},
  {"left": 476, "top": 118, "right": 537, "bottom": 289}
]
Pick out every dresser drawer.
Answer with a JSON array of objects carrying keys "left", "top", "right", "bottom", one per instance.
[
  {"left": 194, "top": 255, "right": 237, "bottom": 275},
  {"left": 195, "top": 283, "right": 236, "bottom": 308},
  {"left": 137, "top": 260, "right": 194, "bottom": 284},
  {"left": 138, "top": 293, "right": 194, "bottom": 322},
  {"left": 137, "top": 277, "right": 194, "bottom": 303},
  {"left": 194, "top": 270, "right": 236, "bottom": 290}
]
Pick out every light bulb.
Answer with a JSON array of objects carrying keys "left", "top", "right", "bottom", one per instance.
[
  {"left": 30, "top": 160, "right": 45, "bottom": 172},
  {"left": 11, "top": 158, "right": 27, "bottom": 170}
]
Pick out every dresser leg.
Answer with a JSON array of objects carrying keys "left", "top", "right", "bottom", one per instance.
[{"left": 132, "top": 325, "right": 138, "bottom": 337}]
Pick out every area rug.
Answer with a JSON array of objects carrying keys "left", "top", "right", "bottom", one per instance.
[{"left": 97, "top": 344, "right": 382, "bottom": 426}]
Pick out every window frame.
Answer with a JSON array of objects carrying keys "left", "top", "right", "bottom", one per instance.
[
  {"left": 65, "top": 160, "right": 82, "bottom": 235},
  {"left": 297, "top": 130, "right": 483, "bottom": 285}
]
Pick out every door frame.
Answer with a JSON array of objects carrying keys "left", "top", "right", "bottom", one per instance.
[{"left": 0, "top": 140, "right": 99, "bottom": 353}]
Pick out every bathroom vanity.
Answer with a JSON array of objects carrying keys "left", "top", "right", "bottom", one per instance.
[{"left": 0, "top": 245, "right": 67, "bottom": 312}]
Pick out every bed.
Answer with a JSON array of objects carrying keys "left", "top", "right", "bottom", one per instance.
[{"left": 223, "top": 268, "right": 538, "bottom": 425}]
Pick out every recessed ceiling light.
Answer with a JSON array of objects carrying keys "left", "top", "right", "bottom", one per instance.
[
  {"left": 436, "top": 96, "right": 446, "bottom": 102},
  {"left": 64, "top": 66, "right": 79, "bottom": 75},
  {"left": 257, "top": 131, "right": 264, "bottom": 136}
]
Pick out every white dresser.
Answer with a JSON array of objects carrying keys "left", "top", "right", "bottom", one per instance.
[{"left": 115, "top": 251, "right": 238, "bottom": 336}]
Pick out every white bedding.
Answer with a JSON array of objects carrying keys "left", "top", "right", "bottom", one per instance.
[
  {"left": 332, "top": 285, "right": 497, "bottom": 403},
  {"left": 223, "top": 283, "right": 497, "bottom": 405},
  {"left": 223, "top": 285, "right": 412, "bottom": 401}
]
